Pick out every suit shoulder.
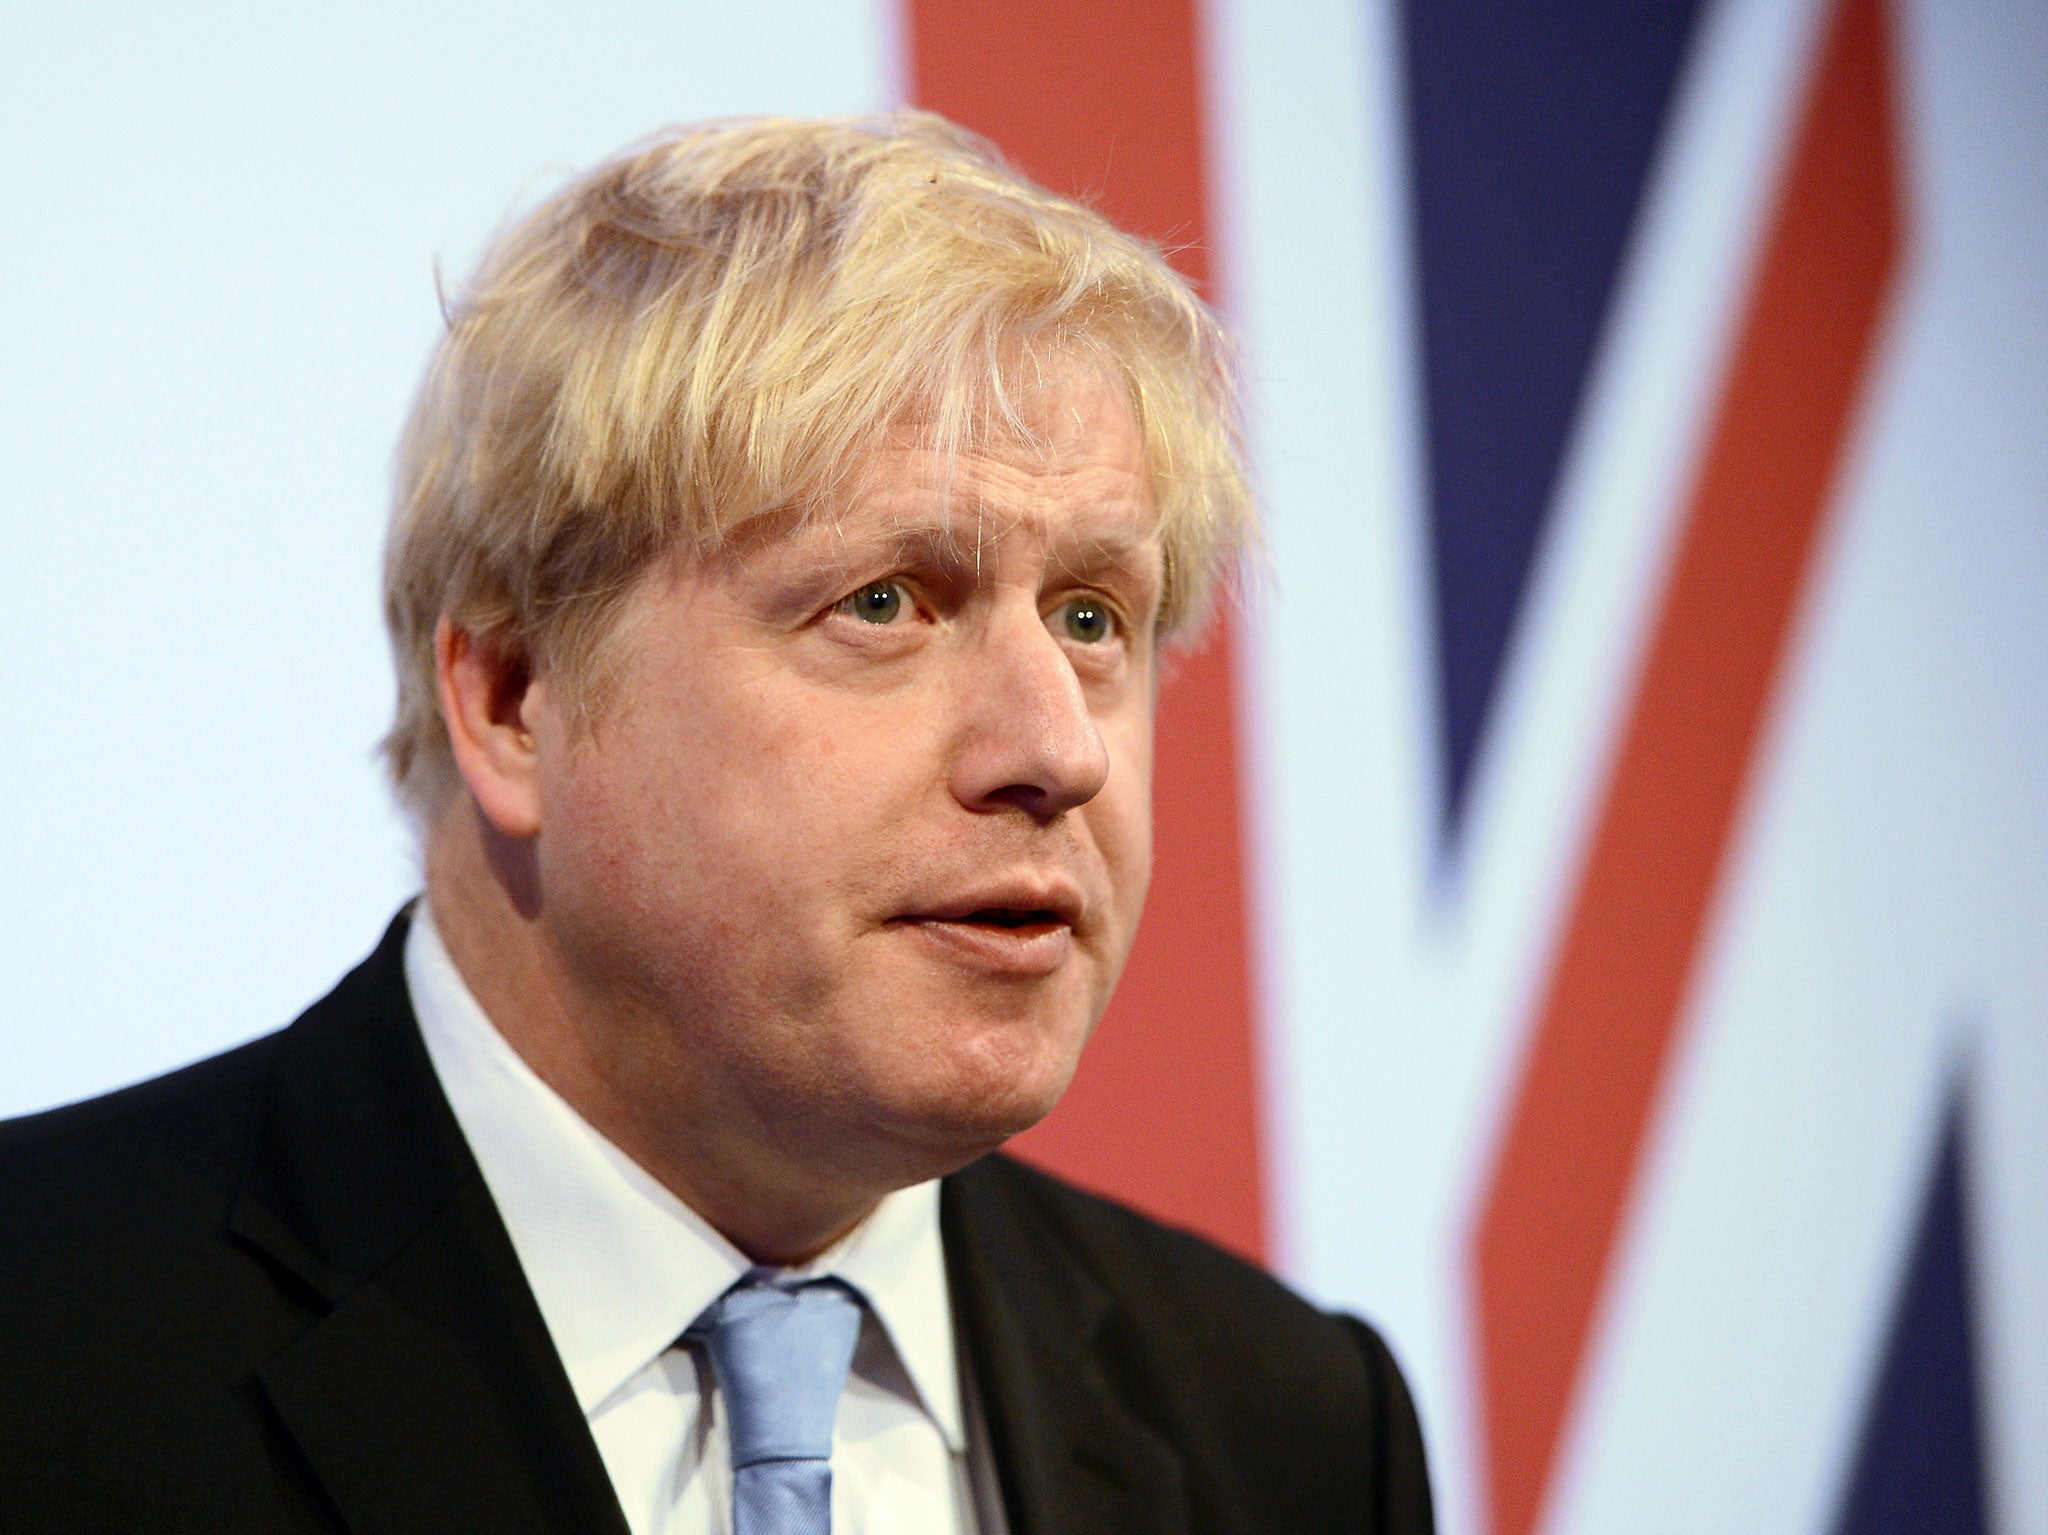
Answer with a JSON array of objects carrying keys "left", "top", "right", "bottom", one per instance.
[
  {"left": 957, "top": 1153, "right": 1309, "bottom": 1306},
  {"left": 0, "top": 1027, "right": 279, "bottom": 1153},
  {"left": 0, "top": 907, "right": 411, "bottom": 1204},
  {"left": 0, "top": 1030, "right": 281, "bottom": 1235},
  {"left": 949, "top": 1154, "right": 1435, "bottom": 1531},
  {"left": 952, "top": 1153, "right": 1378, "bottom": 1382}
]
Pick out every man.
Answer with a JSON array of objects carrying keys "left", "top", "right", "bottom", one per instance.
[{"left": 0, "top": 114, "right": 1430, "bottom": 1533}]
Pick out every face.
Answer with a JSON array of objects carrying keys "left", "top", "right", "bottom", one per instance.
[{"left": 523, "top": 367, "right": 1160, "bottom": 1183}]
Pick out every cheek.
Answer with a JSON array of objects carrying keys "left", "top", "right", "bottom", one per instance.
[
  {"left": 539, "top": 675, "right": 920, "bottom": 978},
  {"left": 534, "top": 744, "right": 710, "bottom": 977}
]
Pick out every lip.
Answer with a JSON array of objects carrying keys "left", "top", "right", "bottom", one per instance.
[
  {"left": 892, "top": 877, "right": 1084, "bottom": 978},
  {"left": 899, "top": 914, "right": 1073, "bottom": 977}
]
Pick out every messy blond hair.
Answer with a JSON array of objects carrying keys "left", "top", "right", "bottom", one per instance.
[{"left": 382, "top": 111, "right": 1254, "bottom": 819}]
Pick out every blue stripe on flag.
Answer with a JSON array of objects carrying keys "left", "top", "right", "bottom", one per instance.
[
  {"left": 1401, "top": 0, "right": 1704, "bottom": 841},
  {"left": 1832, "top": 1078, "right": 1990, "bottom": 1535}
]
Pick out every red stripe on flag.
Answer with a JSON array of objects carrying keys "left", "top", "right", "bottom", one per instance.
[
  {"left": 904, "top": 0, "right": 1269, "bottom": 1264},
  {"left": 1469, "top": 2, "right": 1903, "bottom": 1532}
]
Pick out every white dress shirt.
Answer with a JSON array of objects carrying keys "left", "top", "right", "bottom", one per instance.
[{"left": 405, "top": 903, "right": 1001, "bottom": 1535}]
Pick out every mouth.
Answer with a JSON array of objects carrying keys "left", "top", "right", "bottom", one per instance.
[
  {"left": 953, "top": 907, "right": 1066, "bottom": 933},
  {"left": 894, "top": 890, "right": 1081, "bottom": 976}
]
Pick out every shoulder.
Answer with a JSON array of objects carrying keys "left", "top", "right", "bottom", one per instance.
[
  {"left": 0, "top": 906, "right": 420, "bottom": 1257},
  {"left": 0, "top": 1032, "right": 312, "bottom": 1515},
  {"left": 0, "top": 906, "right": 432, "bottom": 1305},
  {"left": 0, "top": 1030, "right": 282, "bottom": 1252},
  {"left": 0, "top": 915, "right": 461, "bottom": 1526},
  {"left": 951, "top": 1150, "right": 1337, "bottom": 1344},
  {"left": 949, "top": 1152, "right": 1367, "bottom": 1348},
  {"left": 0, "top": 1030, "right": 293, "bottom": 1378},
  {"left": 946, "top": 1153, "right": 1434, "bottom": 1532}
]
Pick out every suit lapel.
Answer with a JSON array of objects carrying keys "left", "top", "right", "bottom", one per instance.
[
  {"left": 226, "top": 912, "right": 630, "bottom": 1535},
  {"left": 943, "top": 1165, "right": 1191, "bottom": 1535},
  {"left": 253, "top": 1176, "right": 631, "bottom": 1535}
]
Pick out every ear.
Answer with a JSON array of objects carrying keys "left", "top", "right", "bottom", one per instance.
[{"left": 435, "top": 616, "right": 547, "bottom": 839}]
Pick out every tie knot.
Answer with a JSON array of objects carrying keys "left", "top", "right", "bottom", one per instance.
[{"left": 689, "top": 1273, "right": 863, "bottom": 1470}]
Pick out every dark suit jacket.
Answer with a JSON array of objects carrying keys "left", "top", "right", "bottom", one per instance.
[{"left": 0, "top": 912, "right": 1432, "bottom": 1533}]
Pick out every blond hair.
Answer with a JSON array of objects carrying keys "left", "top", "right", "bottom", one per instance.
[{"left": 382, "top": 111, "right": 1254, "bottom": 819}]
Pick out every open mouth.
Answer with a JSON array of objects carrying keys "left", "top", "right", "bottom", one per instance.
[
  {"left": 959, "top": 908, "right": 1063, "bottom": 931},
  {"left": 899, "top": 902, "right": 1076, "bottom": 975}
]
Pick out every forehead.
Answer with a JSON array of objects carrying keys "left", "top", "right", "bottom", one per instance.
[
  {"left": 866, "top": 372, "right": 1150, "bottom": 527},
  {"left": 732, "top": 366, "right": 1161, "bottom": 582}
]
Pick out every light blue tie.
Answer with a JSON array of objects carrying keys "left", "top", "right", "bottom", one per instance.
[{"left": 689, "top": 1271, "right": 863, "bottom": 1535}]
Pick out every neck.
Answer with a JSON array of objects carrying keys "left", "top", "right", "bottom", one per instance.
[{"left": 419, "top": 801, "right": 888, "bottom": 1265}]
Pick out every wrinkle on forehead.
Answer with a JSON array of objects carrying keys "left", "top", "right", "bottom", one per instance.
[
  {"left": 847, "top": 453, "right": 1153, "bottom": 570},
  {"left": 860, "top": 345, "right": 1144, "bottom": 499},
  {"left": 827, "top": 360, "right": 1149, "bottom": 522},
  {"left": 689, "top": 357, "right": 1156, "bottom": 587}
]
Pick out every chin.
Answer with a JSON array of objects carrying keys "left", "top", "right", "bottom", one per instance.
[
  {"left": 930, "top": 1074, "right": 1072, "bottom": 1149},
  {"left": 860, "top": 1015, "right": 1089, "bottom": 1166}
]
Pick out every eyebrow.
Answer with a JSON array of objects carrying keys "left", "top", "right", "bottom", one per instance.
[{"left": 797, "top": 508, "right": 1163, "bottom": 587}]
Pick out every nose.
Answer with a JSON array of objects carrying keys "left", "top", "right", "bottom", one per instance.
[{"left": 949, "top": 607, "right": 1111, "bottom": 822}]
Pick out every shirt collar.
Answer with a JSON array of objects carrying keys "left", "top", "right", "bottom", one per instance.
[{"left": 404, "top": 901, "right": 965, "bottom": 1451}]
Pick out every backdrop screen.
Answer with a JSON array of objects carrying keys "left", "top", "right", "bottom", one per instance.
[{"left": 5, "top": 4, "right": 2044, "bottom": 1533}]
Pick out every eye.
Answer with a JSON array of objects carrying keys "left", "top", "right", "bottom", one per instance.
[
  {"left": 1054, "top": 597, "right": 1115, "bottom": 645},
  {"left": 838, "top": 580, "right": 910, "bottom": 625}
]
